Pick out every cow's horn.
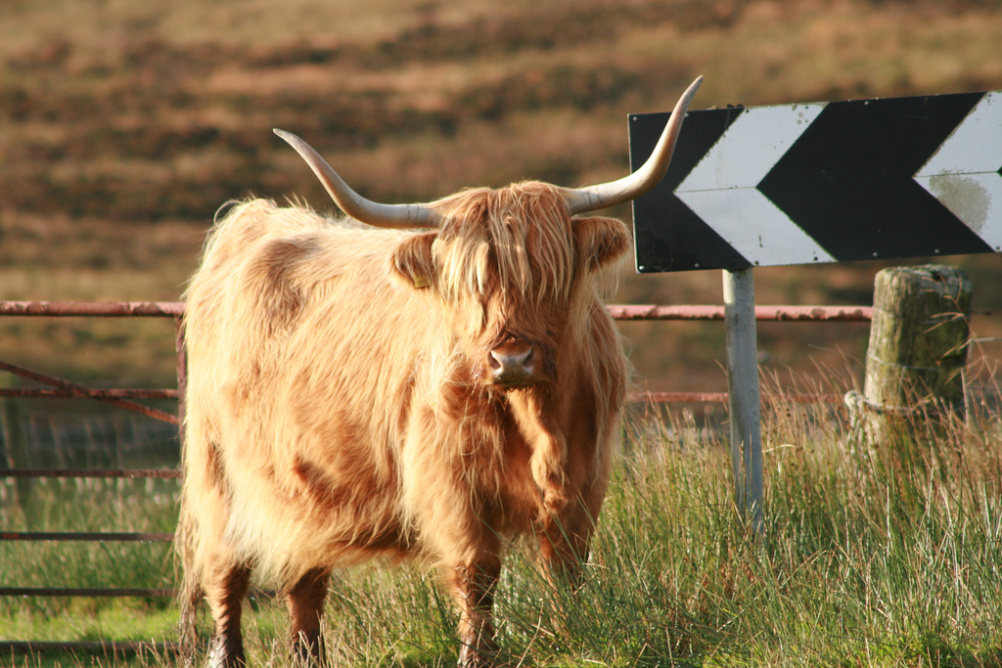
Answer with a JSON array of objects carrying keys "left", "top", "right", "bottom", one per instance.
[
  {"left": 562, "top": 76, "right": 702, "bottom": 215},
  {"left": 274, "top": 129, "right": 443, "bottom": 229}
]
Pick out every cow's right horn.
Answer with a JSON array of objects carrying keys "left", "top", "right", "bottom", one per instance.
[
  {"left": 274, "top": 129, "right": 443, "bottom": 229},
  {"left": 562, "top": 76, "right": 702, "bottom": 215}
]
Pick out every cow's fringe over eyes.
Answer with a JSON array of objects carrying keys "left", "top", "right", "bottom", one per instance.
[{"left": 435, "top": 183, "right": 576, "bottom": 307}]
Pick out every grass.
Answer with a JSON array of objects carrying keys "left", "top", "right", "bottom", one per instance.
[
  {"left": 0, "top": 477, "right": 178, "bottom": 666},
  {"left": 2, "top": 1, "right": 1002, "bottom": 662},
  {"left": 3, "top": 379, "right": 1001, "bottom": 667}
]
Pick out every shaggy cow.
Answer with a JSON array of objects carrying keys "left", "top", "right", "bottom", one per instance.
[{"left": 177, "top": 77, "right": 701, "bottom": 667}]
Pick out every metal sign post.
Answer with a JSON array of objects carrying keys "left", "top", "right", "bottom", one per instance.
[{"left": 722, "top": 268, "right": 763, "bottom": 532}]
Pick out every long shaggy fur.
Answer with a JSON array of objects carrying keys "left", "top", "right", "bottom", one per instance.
[{"left": 176, "top": 182, "right": 629, "bottom": 662}]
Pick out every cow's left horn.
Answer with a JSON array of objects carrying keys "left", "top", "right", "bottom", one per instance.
[
  {"left": 274, "top": 129, "right": 443, "bottom": 229},
  {"left": 562, "top": 76, "right": 702, "bottom": 215}
]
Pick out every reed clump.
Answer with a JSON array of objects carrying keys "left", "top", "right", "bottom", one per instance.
[{"left": 5, "top": 374, "right": 1000, "bottom": 666}]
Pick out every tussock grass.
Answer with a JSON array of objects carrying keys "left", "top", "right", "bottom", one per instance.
[{"left": 4, "top": 381, "right": 1001, "bottom": 666}]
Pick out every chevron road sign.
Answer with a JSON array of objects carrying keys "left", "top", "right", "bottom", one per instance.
[{"left": 631, "top": 90, "right": 1002, "bottom": 273}]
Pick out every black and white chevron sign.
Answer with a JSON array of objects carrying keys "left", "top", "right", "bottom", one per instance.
[{"left": 630, "top": 90, "right": 1002, "bottom": 273}]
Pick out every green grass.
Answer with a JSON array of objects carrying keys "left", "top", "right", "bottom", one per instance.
[
  {"left": 0, "top": 478, "right": 177, "bottom": 606},
  {"left": 2, "top": 3, "right": 1002, "bottom": 662},
  {"left": 3, "top": 388, "right": 1001, "bottom": 667},
  {"left": 1, "top": 477, "right": 178, "bottom": 668}
]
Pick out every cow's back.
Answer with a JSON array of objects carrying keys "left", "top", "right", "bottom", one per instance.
[{"left": 182, "top": 200, "right": 432, "bottom": 581}]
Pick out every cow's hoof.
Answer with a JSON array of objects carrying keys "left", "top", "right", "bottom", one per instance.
[
  {"left": 457, "top": 640, "right": 501, "bottom": 668},
  {"left": 206, "top": 633, "right": 246, "bottom": 668}
]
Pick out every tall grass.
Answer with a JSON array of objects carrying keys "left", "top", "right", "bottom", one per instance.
[
  {"left": 4, "top": 383, "right": 1002, "bottom": 667},
  {"left": 0, "top": 477, "right": 177, "bottom": 609}
]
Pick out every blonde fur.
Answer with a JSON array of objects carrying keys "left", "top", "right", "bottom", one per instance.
[{"left": 176, "top": 182, "right": 629, "bottom": 662}]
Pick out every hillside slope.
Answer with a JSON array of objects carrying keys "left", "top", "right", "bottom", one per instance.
[{"left": 2, "top": 0, "right": 1001, "bottom": 392}]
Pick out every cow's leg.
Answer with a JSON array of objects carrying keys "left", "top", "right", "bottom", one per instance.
[
  {"left": 402, "top": 416, "right": 504, "bottom": 666},
  {"left": 535, "top": 507, "right": 593, "bottom": 588},
  {"left": 178, "top": 576, "right": 203, "bottom": 667},
  {"left": 204, "top": 561, "right": 252, "bottom": 668},
  {"left": 530, "top": 505, "right": 596, "bottom": 642},
  {"left": 538, "top": 482, "right": 606, "bottom": 585},
  {"left": 286, "top": 567, "right": 331, "bottom": 667},
  {"left": 447, "top": 558, "right": 502, "bottom": 668},
  {"left": 536, "top": 454, "right": 610, "bottom": 587}
]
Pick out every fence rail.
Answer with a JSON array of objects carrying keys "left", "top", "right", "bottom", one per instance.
[
  {"left": 0, "top": 359, "right": 180, "bottom": 424},
  {"left": 0, "top": 389, "right": 179, "bottom": 399},
  {"left": 0, "top": 299, "right": 877, "bottom": 654},
  {"left": 0, "top": 587, "right": 175, "bottom": 598},
  {"left": 0, "top": 468, "right": 180, "bottom": 479},
  {"left": 0, "top": 301, "right": 184, "bottom": 317},
  {"left": 1, "top": 640, "right": 180, "bottom": 656},
  {"left": 0, "top": 531, "right": 173, "bottom": 542},
  {"left": 607, "top": 304, "right": 874, "bottom": 321},
  {"left": 1, "top": 300, "right": 876, "bottom": 321}
]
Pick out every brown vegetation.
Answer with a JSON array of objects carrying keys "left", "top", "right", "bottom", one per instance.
[{"left": 2, "top": 0, "right": 1002, "bottom": 391}]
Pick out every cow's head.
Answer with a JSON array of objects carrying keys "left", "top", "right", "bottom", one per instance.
[
  {"left": 275, "top": 77, "right": 701, "bottom": 388},
  {"left": 386, "top": 181, "right": 631, "bottom": 388}
]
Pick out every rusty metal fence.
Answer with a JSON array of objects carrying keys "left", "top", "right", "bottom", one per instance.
[
  {"left": 0, "top": 300, "right": 873, "bottom": 655},
  {"left": 0, "top": 302, "right": 185, "bottom": 655}
]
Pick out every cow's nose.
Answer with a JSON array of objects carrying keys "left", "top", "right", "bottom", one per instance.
[{"left": 488, "top": 347, "right": 535, "bottom": 385}]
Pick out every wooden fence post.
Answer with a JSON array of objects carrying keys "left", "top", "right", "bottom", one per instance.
[{"left": 847, "top": 265, "right": 972, "bottom": 445}]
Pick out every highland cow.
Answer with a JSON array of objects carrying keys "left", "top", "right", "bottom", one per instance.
[{"left": 177, "top": 77, "right": 701, "bottom": 667}]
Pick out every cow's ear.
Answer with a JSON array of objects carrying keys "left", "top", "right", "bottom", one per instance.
[
  {"left": 391, "top": 232, "right": 438, "bottom": 290},
  {"left": 573, "top": 216, "right": 630, "bottom": 272}
]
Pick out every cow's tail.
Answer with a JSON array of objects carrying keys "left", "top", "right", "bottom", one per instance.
[{"left": 175, "top": 490, "right": 203, "bottom": 666}]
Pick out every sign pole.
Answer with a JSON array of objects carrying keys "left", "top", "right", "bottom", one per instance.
[{"left": 722, "top": 268, "right": 763, "bottom": 534}]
